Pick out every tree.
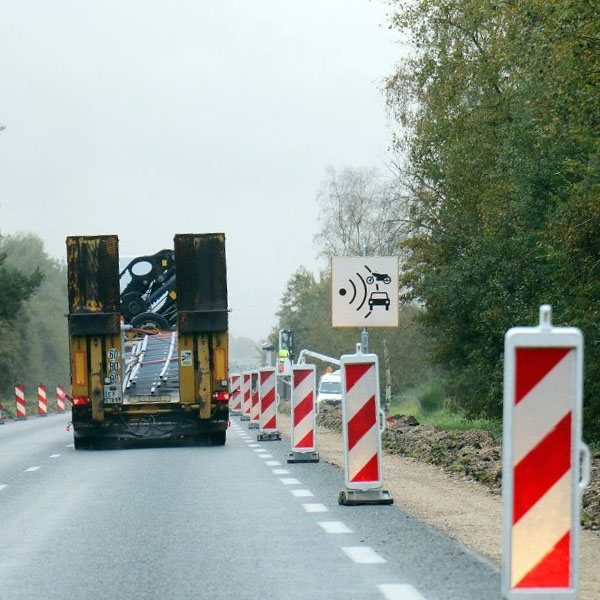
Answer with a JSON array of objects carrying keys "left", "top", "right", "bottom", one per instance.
[
  {"left": 0, "top": 233, "right": 69, "bottom": 410},
  {"left": 385, "top": 0, "right": 600, "bottom": 438},
  {"left": 313, "top": 166, "right": 406, "bottom": 258}
]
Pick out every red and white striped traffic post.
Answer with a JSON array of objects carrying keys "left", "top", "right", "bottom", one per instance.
[
  {"left": 56, "top": 385, "right": 66, "bottom": 412},
  {"left": 287, "top": 365, "right": 319, "bottom": 463},
  {"left": 229, "top": 374, "right": 241, "bottom": 414},
  {"left": 257, "top": 367, "right": 280, "bottom": 441},
  {"left": 339, "top": 353, "right": 392, "bottom": 506},
  {"left": 37, "top": 384, "right": 48, "bottom": 417},
  {"left": 249, "top": 371, "right": 260, "bottom": 429},
  {"left": 240, "top": 372, "right": 251, "bottom": 421},
  {"left": 502, "top": 305, "right": 591, "bottom": 598},
  {"left": 15, "top": 385, "right": 26, "bottom": 419}
]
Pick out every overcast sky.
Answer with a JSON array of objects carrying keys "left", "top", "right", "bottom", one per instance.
[{"left": 0, "top": 1, "right": 400, "bottom": 340}]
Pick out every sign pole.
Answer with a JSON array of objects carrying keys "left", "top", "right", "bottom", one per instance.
[{"left": 360, "top": 246, "right": 369, "bottom": 354}]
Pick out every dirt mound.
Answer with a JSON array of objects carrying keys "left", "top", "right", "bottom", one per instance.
[{"left": 314, "top": 404, "right": 600, "bottom": 531}]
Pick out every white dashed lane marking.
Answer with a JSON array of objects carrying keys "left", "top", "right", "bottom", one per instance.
[
  {"left": 377, "top": 584, "right": 426, "bottom": 600},
  {"left": 0, "top": 485, "right": 7, "bottom": 492},
  {"left": 272, "top": 469, "right": 289, "bottom": 475},
  {"left": 24, "top": 466, "right": 41, "bottom": 472},
  {"left": 259, "top": 454, "right": 273, "bottom": 459},
  {"left": 280, "top": 478, "right": 301, "bottom": 485},
  {"left": 342, "top": 547, "right": 386, "bottom": 564},
  {"left": 248, "top": 444, "right": 260, "bottom": 447},
  {"left": 291, "top": 489, "right": 314, "bottom": 498},
  {"left": 302, "top": 503, "right": 329, "bottom": 513},
  {"left": 66, "top": 444, "right": 74, "bottom": 448},
  {"left": 265, "top": 461, "right": 281, "bottom": 466},
  {"left": 318, "top": 521, "right": 352, "bottom": 534},
  {"left": 49, "top": 454, "right": 61, "bottom": 458}
]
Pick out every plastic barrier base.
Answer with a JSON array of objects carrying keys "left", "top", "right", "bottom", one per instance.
[
  {"left": 248, "top": 422, "right": 259, "bottom": 429},
  {"left": 338, "top": 489, "right": 393, "bottom": 506},
  {"left": 240, "top": 415, "right": 250, "bottom": 421},
  {"left": 287, "top": 451, "right": 319, "bottom": 464},
  {"left": 257, "top": 431, "right": 281, "bottom": 442}
]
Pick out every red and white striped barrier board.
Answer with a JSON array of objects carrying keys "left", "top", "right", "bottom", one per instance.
[
  {"left": 229, "top": 374, "right": 242, "bottom": 413},
  {"left": 241, "top": 372, "right": 251, "bottom": 419},
  {"left": 291, "top": 365, "right": 317, "bottom": 453},
  {"left": 56, "top": 385, "right": 66, "bottom": 412},
  {"left": 503, "top": 305, "right": 590, "bottom": 599},
  {"left": 15, "top": 385, "right": 26, "bottom": 419},
  {"left": 250, "top": 371, "right": 260, "bottom": 427},
  {"left": 38, "top": 384, "right": 47, "bottom": 416},
  {"left": 258, "top": 367, "right": 277, "bottom": 432},
  {"left": 341, "top": 354, "right": 385, "bottom": 490}
]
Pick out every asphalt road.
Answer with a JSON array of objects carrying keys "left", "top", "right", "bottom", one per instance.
[{"left": 0, "top": 413, "right": 500, "bottom": 600}]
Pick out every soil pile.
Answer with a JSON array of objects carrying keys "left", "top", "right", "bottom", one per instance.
[{"left": 314, "top": 404, "right": 600, "bottom": 531}]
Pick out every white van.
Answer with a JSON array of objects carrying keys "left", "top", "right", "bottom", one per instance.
[{"left": 317, "top": 370, "right": 343, "bottom": 406}]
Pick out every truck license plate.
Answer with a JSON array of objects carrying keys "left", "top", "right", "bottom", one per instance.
[{"left": 103, "top": 386, "right": 122, "bottom": 404}]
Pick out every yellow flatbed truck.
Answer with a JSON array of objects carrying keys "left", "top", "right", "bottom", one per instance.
[{"left": 67, "top": 233, "right": 230, "bottom": 449}]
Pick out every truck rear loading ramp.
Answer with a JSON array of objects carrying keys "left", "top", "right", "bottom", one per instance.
[{"left": 67, "top": 233, "right": 230, "bottom": 449}]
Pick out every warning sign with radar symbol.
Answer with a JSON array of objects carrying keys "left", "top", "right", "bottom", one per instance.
[{"left": 331, "top": 257, "right": 399, "bottom": 327}]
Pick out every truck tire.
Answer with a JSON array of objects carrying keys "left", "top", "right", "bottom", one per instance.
[
  {"left": 74, "top": 436, "right": 90, "bottom": 450},
  {"left": 210, "top": 431, "right": 226, "bottom": 446},
  {"left": 131, "top": 312, "right": 170, "bottom": 331}
]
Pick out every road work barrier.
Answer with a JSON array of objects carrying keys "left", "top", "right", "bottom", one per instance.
[
  {"left": 257, "top": 367, "right": 280, "bottom": 441},
  {"left": 339, "top": 354, "right": 392, "bottom": 506},
  {"left": 56, "top": 385, "right": 66, "bottom": 412},
  {"left": 37, "top": 384, "right": 47, "bottom": 417},
  {"left": 249, "top": 371, "right": 259, "bottom": 429},
  {"left": 229, "top": 374, "right": 241, "bottom": 414},
  {"left": 287, "top": 365, "right": 319, "bottom": 463},
  {"left": 15, "top": 385, "right": 26, "bottom": 419},
  {"left": 240, "top": 372, "right": 251, "bottom": 421},
  {"left": 502, "top": 305, "right": 590, "bottom": 599}
]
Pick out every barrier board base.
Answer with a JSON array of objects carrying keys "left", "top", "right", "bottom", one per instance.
[
  {"left": 287, "top": 451, "right": 319, "bottom": 464},
  {"left": 38, "top": 414, "right": 48, "bottom": 418},
  {"left": 240, "top": 415, "right": 250, "bottom": 421},
  {"left": 257, "top": 431, "right": 281, "bottom": 442},
  {"left": 248, "top": 422, "right": 259, "bottom": 429},
  {"left": 230, "top": 410, "right": 241, "bottom": 416},
  {"left": 15, "top": 416, "right": 27, "bottom": 421},
  {"left": 338, "top": 489, "right": 393, "bottom": 506}
]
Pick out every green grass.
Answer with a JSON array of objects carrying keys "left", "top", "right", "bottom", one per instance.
[{"left": 389, "top": 383, "right": 502, "bottom": 439}]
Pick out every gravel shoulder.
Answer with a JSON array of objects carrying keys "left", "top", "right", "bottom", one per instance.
[{"left": 276, "top": 408, "right": 600, "bottom": 600}]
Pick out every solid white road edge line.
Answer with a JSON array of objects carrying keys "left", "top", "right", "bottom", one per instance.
[
  {"left": 377, "top": 584, "right": 426, "bottom": 600},
  {"left": 342, "top": 547, "right": 387, "bottom": 564},
  {"left": 318, "top": 521, "right": 352, "bottom": 534}
]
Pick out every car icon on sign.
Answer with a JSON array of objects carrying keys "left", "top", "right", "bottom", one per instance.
[{"left": 368, "top": 291, "right": 390, "bottom": 311}]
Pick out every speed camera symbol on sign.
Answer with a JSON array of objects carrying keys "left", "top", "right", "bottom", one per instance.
[{"left": 331, "top": 257, "right": 399, "bottom": 328}]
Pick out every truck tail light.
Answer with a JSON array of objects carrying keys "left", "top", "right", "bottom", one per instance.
[
  {"left": 73, "top": 396, "right": 90, "bottom": 405},
  {"left": 212, "top": 391, "right": 230, "bottom": 402}
]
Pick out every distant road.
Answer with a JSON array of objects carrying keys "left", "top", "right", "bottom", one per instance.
[{"left": 0, "top": 413, "right": 500, "bottom": 599}]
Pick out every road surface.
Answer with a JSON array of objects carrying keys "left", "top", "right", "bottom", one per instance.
[{"left": 0, "top": 413, "right": 500, "bottom": 599}]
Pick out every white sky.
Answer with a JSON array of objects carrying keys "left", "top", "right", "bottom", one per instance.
[{"left": 0, "top": 0, "right": 401, "bottom": 340}]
